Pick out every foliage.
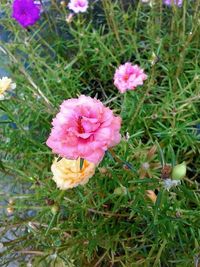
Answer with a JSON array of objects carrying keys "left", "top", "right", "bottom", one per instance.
[{"left": 0, "top": 0, "right": 200, "bottom": 266}]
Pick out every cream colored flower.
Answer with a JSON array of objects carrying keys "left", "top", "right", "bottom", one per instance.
[
  {"left": 0, "top": 77, "right": 16, "bottom": 100},
  {"left": 51, "top": 157, "right": 96, "bottom": 190}
]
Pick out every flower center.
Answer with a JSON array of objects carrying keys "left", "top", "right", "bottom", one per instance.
[
  {"left": 77, "top": 116, "right": 85, "bottom": 134},
  {"left": 123, "top": 74, "right": 129, "bottom": 81},
  {"left": 77, "top": 0, "right": 85, "bottom": 7},
  {"left": 20, "top": 8, "right": 27, "bottom": 16}
]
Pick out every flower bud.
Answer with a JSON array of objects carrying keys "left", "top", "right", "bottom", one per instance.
[
  {"left": 8, "top": 198, "right": 14, "bottom": 205},
  {"left": 146, "top": 190, "right": 157, "bottom": 203},
  {"left": 114, "top": 186, "right": 127, "bottom": 196},
  {"left": 60, "top": 1, "right": 66, "bottom": 7},
  {"left": 66, "top": 13, "right": 74, "bottom": 24},
  {"left": 7, "top": 206, "right": 14, "bottom": 215},
  {"left": 51, "top": 204, "right": 59, "bottom": 215},
  {"left": 172, "top": 162, "right": 186, "bottom": 180},
  {"left": 98, "top": 167, "right": 107, "bottom": 174}
]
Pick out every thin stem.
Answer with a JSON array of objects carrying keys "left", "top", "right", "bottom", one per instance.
[
  {"left": 102, "top": 0, "right": 123, "bottom": 49},
  {"left": 130, "top": 66, "right": 156, "bottom": 127},
  {"left": 45, "top": 213, "right": 57, "bottom": 236}
]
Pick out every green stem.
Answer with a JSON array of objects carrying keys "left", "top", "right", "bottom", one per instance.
[
  {"left": 102, "top": 0, "right": 123, "bottom": 49},
  {"left": 45, "top": 213, "right": 57, "bottom": 236},
  {"left": 130, "top": 66, "right": 155, "bottom": 127},
  {"left": 57, "top": 190, "right": 66, "bottom": 202}
]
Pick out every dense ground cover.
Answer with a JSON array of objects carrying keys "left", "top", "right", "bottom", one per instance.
[{"left": 0, "top": 0, "right": 200, "bottom": 266}]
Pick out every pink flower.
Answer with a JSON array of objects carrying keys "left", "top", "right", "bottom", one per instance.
[
  {"left": 114, "top": 62, "right": 147, "bottom": 93},
  {"left": 46, "top": 95, "right": 121, "bottom": 164},
  {"left": 163, "top": 0, "right": 183, "bottom": 7},
  {"left": 68, "top": 0, "right": 88, "bottom": 13},
  {"left": 12, "top": 0, "right": 41, "bottom": 28}
]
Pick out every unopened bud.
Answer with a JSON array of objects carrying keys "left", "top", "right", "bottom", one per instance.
[
  {"left": 114, "top": 186, "right": 127, "bottom": 196},
  {"left": 172, "top": 162, "right": 186, "bottom": 180},
  {"left": 8, "top": 198, "right": 14, "bottom": 205},
  {"left": 99, "top": 167, "right": 108, "bottom": 174},
  {"left": 7, "top": 206, "right": 14, "bottom": 214},
  {"left": 66, "top": 13, "right": 74, "bottom": 23},
  {"left": 51, "top": 204, "right": 59, "bottom": 215},
  {"left": 150, "top": 52, "right": 159, "bottom": 66},
  {"left": 146, "top": 190, "right": 157, "bottom": 203},
  {"left": 60, "top": 1, "right": 66, "bottom": 7}
]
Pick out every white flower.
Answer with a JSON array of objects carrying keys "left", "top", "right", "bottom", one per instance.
[
  {"left": 0, "top": 77, "right": 16, "bottom": 100},
  {"left": 163, "top": 179, "right": 181, "bottom": 191},
  {"left": 141, "top": 0, "right": 154, "bottom": 6}
]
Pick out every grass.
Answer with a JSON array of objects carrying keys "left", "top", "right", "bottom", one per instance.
[{"left": 0, "top": 0, "right": 200, "bottom": 266}]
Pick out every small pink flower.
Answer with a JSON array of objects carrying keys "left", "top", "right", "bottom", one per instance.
[
  {"left": 163, "top": 0, "right": 183, "bottom": 7},
  {"left": 68, "top": 0, "right": 88, "bottom": 13},
  {"left": 46, "top": 95, "right": 121, "bottom": 164},
  {"left": 114, "top": 62, "right": 147, "bottom": 93}
]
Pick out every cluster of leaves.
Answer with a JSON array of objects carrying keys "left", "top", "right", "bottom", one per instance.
[{"left": 0, "top": 0, "right": 200, "bottom": 266}]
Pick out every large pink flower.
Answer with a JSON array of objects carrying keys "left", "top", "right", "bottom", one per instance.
[
  {"left": 68, "top": 0, "right": 88, "bottom": 13},
  {"left": 46, "top": 95, "right": 121, "bottom": 164},
  {"left": 114, "top": 62, "right": 147, "bottom": 93}
]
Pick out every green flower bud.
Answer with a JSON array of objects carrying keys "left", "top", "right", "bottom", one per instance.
[
  {"left": 51, "top": 204, "right": 59, "bottom": 215},
  {"left": 114, "top": 186, "right": 127, "bottom": 196},
  {"left": 172, "top": 162, "right": 186, "bottom": 180}
]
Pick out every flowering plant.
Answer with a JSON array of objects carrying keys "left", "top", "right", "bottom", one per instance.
[{"left": 0, "top": 0, "right": 199, "bottom": 266}]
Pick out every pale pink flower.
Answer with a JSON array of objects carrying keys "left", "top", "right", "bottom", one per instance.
[
  {"left": 46, "top": 95, "right": 121, "bottom": 164},
  {"left": 163, "top": 0, "right": 183, "bottom": 7},
  {"left": 114, "top": 62, "right": 147, "bottom": 93},
  {"left": 68, "top": 0, "right": 88, "bottom": 13}
]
